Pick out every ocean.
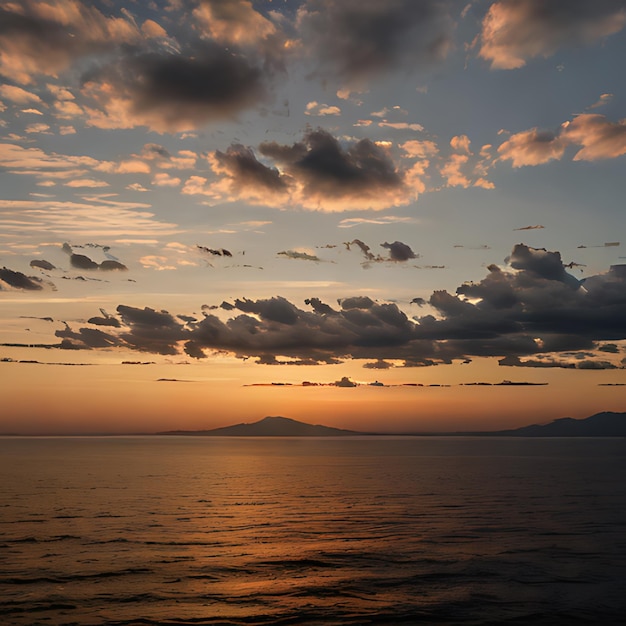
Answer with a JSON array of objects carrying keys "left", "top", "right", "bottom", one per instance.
[{"left": 1, "top": 436, "right": 625, "bottom": 625}]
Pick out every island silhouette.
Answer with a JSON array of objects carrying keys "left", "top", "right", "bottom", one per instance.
[{"left": 159, "top": 412, "right": 626, "bottom": 437}]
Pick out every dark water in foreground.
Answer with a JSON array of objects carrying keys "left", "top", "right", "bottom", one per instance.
[{"left": 1, "top": 436, "right": 625, "bottom": 625}]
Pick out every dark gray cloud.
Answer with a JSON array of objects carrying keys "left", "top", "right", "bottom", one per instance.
[
  {"left": 344, "top": 239, "right": 417, "bottom": 264},
  {"left": 381, "top": 241, "right": 417, "bottom": 261},
  {"left": 87, "top": 316, "right": 121, "bottom": 328},
  {"left": 297, "top": 0, "right": 454, "bottom": 84},
  {"left": 506, "top": 244, "right": 580, "bottom": 287},
  {"left": 0, "top": 267, "right": 45, "bottom": 290},
  {"left": 259, "top": 129, "right": 404, "bottom": 207},
  {"left": 30, "top": 259, "right": 56, "bottom": 271},
  {"left": 212, "top": 144, "right": 290, "bottom": 193},
  {"left": 363, "top": 359, "right": 394, "bottom": 369},
  {"left": 334, "top": 376, "right": 357, "bottom": 387},
  {"left": 56, "top": 324, "right": 121, "bottom": 349},
  {"left": 52, "top": 246, "right": 626, "bottom": 367},
  {"left": 205, "top": 130, "right": 411, "bottom": 211},
  {"left": 116, "top": 305, "right": 183, "bottom": 355},
  {"left": 63, "top": 244, "right": 128, "bottom": 271},
  {"left": 70, "top": 253, "right": 99, "bottom": 270},
  {"left": 344, "top": 239, "right": 377, "bottom": 261},
  {"left": 278, "top": 250, "right": 321, "bottom": 262},
  {"left": 87, "top": 42, "right": 271, "bottom": 131},
  {"left": 99, "top": 260, "right": 128, "bottom": 271},
  {"left": 198, "top": 245, "right": 233, "bottom": 258},
  {"left": 499, "top": 355, "right": 619, "bottom": 370}
]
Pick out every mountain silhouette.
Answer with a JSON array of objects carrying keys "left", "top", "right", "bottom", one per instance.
[
  {"left": 161, "top": 416, "right": 363, "bottom": 437},
  {"left": 159, "top": 412, "right": 626, "bottom": 437},
  {"left": 487, "top": 411, "right": 626, "bottom": 437}
]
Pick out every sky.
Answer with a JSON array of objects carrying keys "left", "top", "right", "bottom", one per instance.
[{"left": 1, "top": 0, "right": 626, "bottom": 434}]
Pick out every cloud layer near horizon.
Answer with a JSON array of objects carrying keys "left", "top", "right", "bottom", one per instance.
[{"left": 53, "top": 245, "right": 626, "bottom": 368}]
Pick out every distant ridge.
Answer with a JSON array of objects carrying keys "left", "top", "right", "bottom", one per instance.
[
  {"left": 158, "top": 412, "right": 626, "bottom": 437},
  {"left": 484, "top": 411, "right": 626, "bottom": 437},
  {"left": 160, "top": 415, "right": 363, "bottom": 437},
  {"left": 159, "top": 412, "right": 626, "bottom": 438}
]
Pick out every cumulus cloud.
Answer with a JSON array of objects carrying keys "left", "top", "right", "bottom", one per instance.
[
  {"left": 305, "top": 101, "right": 342, "bottom": 116},
  {"left": 258, "top": 128, "right": 407, "bottom": 211},
  {"left": 499, "top": 114, "right": 626, "bottom": 166},
  {"left": 193, "top": 0, "right": 278, "bottom": 47},
  {"left": 479, "top": 0, "right": 626, "bottom": 70},
  {"left": 82, "top": 42, "right": 271, "bottom": 132},
  {"left": 498, "top": 128, "right": 568, "bottom": 166},
  {"left": 204, "top": 143, "right": 290, "bottom": 205},
  {"left": 191, "top": 130, "right": 412, "bottom": 211},
  {"left": 563, "top": 114, "right": 626, "bottom": 161},
  {"left": 42, "top": 246, "right": 626, "bottom": 369},
  {"left": 297, "top": 0, "right": 454, "bottom": 86}
]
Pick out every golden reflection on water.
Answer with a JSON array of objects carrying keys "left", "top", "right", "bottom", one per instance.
[{"left": 1, "top": 436, "right": 625, "bottom": 624}]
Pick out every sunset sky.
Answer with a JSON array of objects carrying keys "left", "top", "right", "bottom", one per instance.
[{"left": 1, "top": 0, "right": 625, "bottom": 434}]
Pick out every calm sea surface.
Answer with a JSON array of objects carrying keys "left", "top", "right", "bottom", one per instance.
[{"left": 1, "top": 436, "right": 625, "bottom": 625}]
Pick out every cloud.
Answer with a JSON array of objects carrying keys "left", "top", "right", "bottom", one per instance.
[
  {"left": 0, "top": 0, "right": 141, "bottom": 84},
  {"left": 562, "top": 114, "right": 626, "bottom": 161},
  {"left": 363, "top": 359, "right": 394, "bottom": 369},
  {"left": 82, "top": 42, "right": 271, "bottom": 132},
  {"left": 0, "top": 198, "right": 178, "bottom": 239},
  {"left": 497, "top": 128, "right": 567, "bottom": 167},
  {"left": 377, "top": 122, "right": 424, "bottom": 131},
  {"left": 61, "top": 243, "right": 128, "bottom": 272},
  {"left": 0, "top": 85, "right": 42, "bottom": 104},
  {"left": 192, "top": 130, "right": 413, "bottom": 211},
  {"left": 88, "top": 315, "right": 121, "bottom": 328},
  {"left": 70, "top": 253, "right": 99, "bottom": 270},
  {"left": 197, "top": 245, "right": 233, "bottom": 258},
  {"left": 152, "top": 173, "right": 181, "bottom": 187},
  {"left": 192, "top": 0, "right": 279, "bottom": 47},
  {"left": 278, "top": 250, "right": 322, "bottom": 262},
  {"left": 380, "top": 241, "right": 417, "bottom": 262},
  {"left": 297, "top": 0, "right": 454, "bottom": 86},
  {"left": 498, "top": 114, "right": 626, "bottom": 166},
  {"left": 343, "top": 238, "right": 417, "bottom": 265},
  {"left": 334, "top": 376, "right": 357, "bottom": 387},
  {"left": 0, "top": 266, "right": 47, "bottom": 290},
  {"left": 305, "top": 101, "right": 342, "bottom": 116},
  {"left": 258, "top": 129, "right": 407, "bottom": 211},
  {"left": 202, "top": 143, "right": 290, "bottom": 205},
  {"left": 588, "top": 93, "right": 614, "bottom": 110},
  {"left": 99, "top": 260, "right": 128, "bottom": 271},
  {"left": 478, "top": 0, "right": 626, "bottom": 70},
  {"left": 338, "top": 216, "right": 416, "bottom": 228},
  {"left": 30, "top": 259, "right": 55, "bottom": 271},
  {"left": 0, "top": 142, "right": 105, "bottom": 181},
  {"left": 499, "top": 355, "right": 620, "bottom": 370},
  {"left": 40, "top": 246, "right": 626, "bottom": 369},
  {"left": 65, "top": 178, "right": 109, "bottom": 188}
]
